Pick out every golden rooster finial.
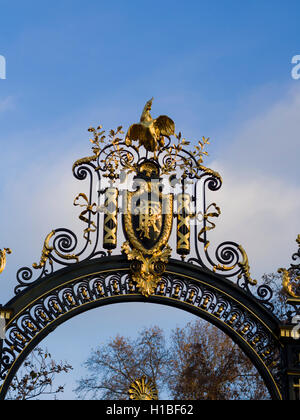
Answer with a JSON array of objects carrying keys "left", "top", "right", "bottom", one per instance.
[
  {"left": 0, "top": 248, "right": 12, "bottom": 275},
  {"left": 125, "top": 98, "right": 175, "bottom": 153}
]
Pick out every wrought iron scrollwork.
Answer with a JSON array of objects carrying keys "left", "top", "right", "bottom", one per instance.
[
  {"left": 279, "top": 236, "right": 300, "bottom": 299},
  {"left": 157, "top": 273, "right": 281, "bottom": 382},
  {"left": 0, "top": 267, "right": 283, "bottom": 399},
  {"left": 12, "top": 99, "right": 275, "bottom": 309},
  {"left": 0, "top": 98, "right": 296, "bottom": 401},
  {"left": 277, "top": 235, "right": 300, "bottom": 322}
]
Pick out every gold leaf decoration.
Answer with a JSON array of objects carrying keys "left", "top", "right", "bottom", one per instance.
[
  {"left": 129, "top": 375, "right": 158, "bottom": 401},
  {"left": 0, "top": 248, "right": 12, "bottom": 275}
]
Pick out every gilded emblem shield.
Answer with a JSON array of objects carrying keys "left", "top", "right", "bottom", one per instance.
[
  {"left": 124, "top": 182, "right": 173, "bottom": 254},
  {"left": 122, "top": 162, "right": 173, "bottom": 297}
]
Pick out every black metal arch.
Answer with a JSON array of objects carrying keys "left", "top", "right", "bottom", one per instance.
[{"left": 0, "top": 256, "right": 283, "bottom": 400}]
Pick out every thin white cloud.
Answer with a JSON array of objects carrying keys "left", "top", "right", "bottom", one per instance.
[
  {"left": 205, "top": 86, "right": 300, "bottom": 279},
  {"left": 221, "top": 85, "right": 300, "bottom": 181},
  {"left": 0, "top": 96, "right": 14, "bottom": 113},
  {"left": 208, "top": 164, "right": 300, "bottom": 279}
]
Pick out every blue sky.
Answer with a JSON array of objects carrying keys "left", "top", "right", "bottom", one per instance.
[
  {"left": 1, "top": 0, "right": 300, "bottom": 399},
  {"left": 1, "top": 0, "right": 299, "bottom": 139}
]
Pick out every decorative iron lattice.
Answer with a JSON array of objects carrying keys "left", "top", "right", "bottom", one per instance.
[{"left": 0, "top": 267, "right": 283, "bottom": 399}]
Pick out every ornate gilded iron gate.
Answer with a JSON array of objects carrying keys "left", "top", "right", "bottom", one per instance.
[{"left": 0, "top": 99, "right": 299, "bottom": 400}]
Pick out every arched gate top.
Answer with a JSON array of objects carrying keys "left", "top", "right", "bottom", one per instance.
[
  {"left": 0, "top": 98, "right": 293, "bottom": 400},
  {"left": 0, "top": 256, "right": 283, "bottom": 400}
]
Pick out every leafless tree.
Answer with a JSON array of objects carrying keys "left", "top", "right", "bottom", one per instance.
[
  {"left": 6, "top": 348, "right": 73, "bottom": 400},
  {"left": 76, "top": 322, "right": 270, "bottom": 400}
]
